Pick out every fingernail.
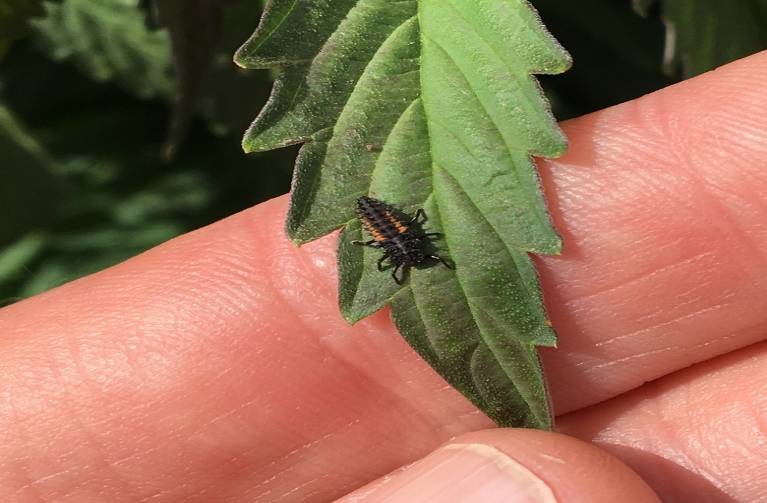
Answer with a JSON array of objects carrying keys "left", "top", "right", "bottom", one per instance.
[{"left": 375, "top": 443, "right": 556, "bottom": 502}]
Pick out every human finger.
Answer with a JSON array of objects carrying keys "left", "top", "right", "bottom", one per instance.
[
  {"left": 339, "top": 429, "right": 658, "bottom": 503},
  {"left": 559, "top": 341, "right": 767, "bottom": 502}
]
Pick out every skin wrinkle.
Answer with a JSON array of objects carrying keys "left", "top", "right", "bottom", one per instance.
[
  {"left": 568, "top": 297, "right": 734, "bottom": 394},
  {"left": 637, "top": 282, "right": 738, "bottom": 322},
  {"left": 68, "top": 401, "right": 154, "bottom": 499},
  {"left": 4, "top": 414, "right": 47, "bottom": 503},
  {"left": 42, "top": 404, "right": 131, "bottom": 500},
  {"left": 717, "top": 421, "right": 765, "bottom": 467},
  {"left": 248, "top": 449, "right": 345, "bottom": 501},
  {"left": 670, "top": 440, "right": 726, "bottom": 491},
  {"left": 709, "top": 183, "right": 767, "bottom": 244},
  {"left": 693, "top": 330, "right": 743, "bottom": 351},
  {"left": 320, "top": 327, "right": 457, "bottom": 443},
  {"left": 272, "top": 206, "right": 335, "bottom": 290},
  {"left": 746, "top": 394, "right": 767, "bottom": 444},
  {"left": 22, "top": 338, "right": 127, "bottom": 501},
  {"left": 249, "top": 431, "right": 343, "bottom": 495},
  {"left": 377, "top": 452, "right": 465, "bottom": 498},
  {"left": 566, "top": 249, "right": 715, "bottom": 308},
  {"left": 562, "top": 344, "right": 767, "bottom": 501},
  {"left": 21, "top": 226, "right": 284, "bottom": 498},
  {"left": 270, "top": 475, "right": 331, "bottom": 503},
  {"left": 538, "top": 453, "right": 566, "bottom": 465},
  {"left": 679, "top": 147, "right": 767, "bottom": 273},
  {"left": 56, "top": 347, "right": 149, "bottom": 496},
  {"left": 10, "top": 467, "right": 78, "bottom": 501},
  {"left": 591, "top": 302, "right": 732, "bottom": 351},
  {"left": 582, "top": 347, "right": 677, "bottom": 375}
]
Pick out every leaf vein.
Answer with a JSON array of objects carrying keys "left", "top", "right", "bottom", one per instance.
[
  {"left": 422, "top": 33, "right": 552, "bottom": 238},
  {"left": 428, "top": 181, "right": 542, "bottom": 424},
  {"left": 434, "top": 166, "right": 536, "bottom": 324},
  {"left": 241, "top": 0, "right": 301, "bottom": 63}
]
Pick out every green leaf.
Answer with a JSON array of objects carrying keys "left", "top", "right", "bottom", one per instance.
[
  {"left": 236, "top": 0, "right": 569, "bottom": 429},
  {"left": 0, "top": 232, "right": 45, "bottom": 286},
  {"left": 635, "top": 0, "right": 767, "bottom": 77},
  {"left": 30, "top": 0, "right": 173, "bottom": 99}
]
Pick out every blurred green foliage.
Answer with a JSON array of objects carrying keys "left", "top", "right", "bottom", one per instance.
[
  {"left": 1, "top": 0, "right": 765, "bottom": 304},
  {"left": 31, "top": 0, "right": 173, "bottom": 99}
]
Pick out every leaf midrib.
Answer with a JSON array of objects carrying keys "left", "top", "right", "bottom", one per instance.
[
  {"left": 417, "top": 0, "right": 549, "bottom": 426},
  {"left": 426, "top": 171, "right": 546, "bottom": 427},
  {"left": 253, "top": 0, "right": 300, "bottom": 56}
]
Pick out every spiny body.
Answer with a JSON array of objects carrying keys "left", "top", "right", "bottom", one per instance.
[{"left": 354, "top": 196, "right": 451, "bottom": 284}]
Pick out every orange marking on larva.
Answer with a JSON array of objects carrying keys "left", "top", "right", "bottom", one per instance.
[
  {"left": 362, "top": 218, "right": 386, "bottom": 241},
  {"left": 385, "top": 211, "right": 408, "bottom": 234}
]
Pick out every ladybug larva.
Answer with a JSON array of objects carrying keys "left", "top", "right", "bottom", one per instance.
[{"left": 353, "top": 196, "right": 452, "bottom": 284}]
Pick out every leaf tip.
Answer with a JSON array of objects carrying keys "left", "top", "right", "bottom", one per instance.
[
  {"left": 241, "top": 131, "right": 257, "bottom": 154},
  {"left": 536, "top": 335, "right": 558, "bottom": 348},
  {"left": 559, "top": 52, "right": 574, "bottom": 74},
  {"left": 285, "top": 229, "right": 310, "bottom": 246},
  {"left": 285, "top": 214, "right": 329, "bottom": 246},
  {"left": 339, "top": 295, "right": 390, "bottom": 325},
  {"left": 232, "top": 47, "right": 249, "bottom": 69},
  {"left": 242, "top": 124, "right": 298, "bottom": 153},
  {"left": 533, "top": 322, "right": 558, "bottom": 348},
  {"left": 554, "top": 121, "right": 571, "bottom": 149},
  {"left": 340, "top": 308, "right": 365, "bottom": 325}
]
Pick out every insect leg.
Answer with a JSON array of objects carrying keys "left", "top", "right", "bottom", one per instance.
[
  {"left": 352, "top": 239, "right": 382, "bottom": 248},
  {"left": 391, "top": 264, "right": 403, "bottom": 285},
  {"left": 377, "top": 255, "right": 389, "bottom": 271},
  {"left": 409, "top": 209, "right": 427, "bottom": 225},
  {"left": 423, "top": 232, "right": 441, "bottom": 238},
  {"left": 429, "top": 255, "right": 453, "bottom": 269}
]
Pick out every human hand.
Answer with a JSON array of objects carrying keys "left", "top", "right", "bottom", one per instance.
[{"left": 2, "top": 52, "right": 766, "bottom": 502}]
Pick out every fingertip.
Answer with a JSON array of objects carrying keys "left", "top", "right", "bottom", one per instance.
[{"left": 340, "top": 429, "right": 659, "bottom": 503}]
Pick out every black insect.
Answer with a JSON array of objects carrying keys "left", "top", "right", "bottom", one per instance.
[{"left": 353, "top": 196, "right": 452, "bottom": 284}]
